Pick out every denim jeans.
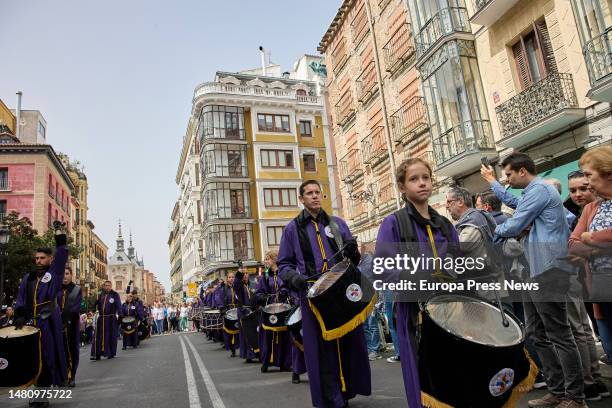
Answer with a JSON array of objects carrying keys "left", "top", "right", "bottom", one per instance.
[
  {"left": 597, "top": 318, "right": 612, "bottom": 358},
  {"left": 156, "top": 319, "right": 164, "bottom": 334},
  {"left": 384, "top": 291, "right": 399, "bottom": 357},
  {"left": 364, "top": 312, "right": 380, "bottom": 353}
]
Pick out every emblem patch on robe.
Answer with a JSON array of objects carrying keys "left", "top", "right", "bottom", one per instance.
[
  {"left": 0, "top": 358, "right": 8, "bottom": 370},
  {"left": 269, "top": 315, "right": 278, "bottom": 324},
  {"left": 324, "top": 225, "right": 334, "bottom": 238},
  {"left": 41, "top": 272, "right": 52, "bottom": 283},
  {"left": 234, "top": 322, "right": 239, "bottom": 329},
  {"left": 127, "top": 326, "right": 132, "bottom": 330},
  {"left": 346, "top": 283, "right": 363, "bottom": 302},
  {"left": 131, "top": 306, "right": 135, "bottom": 309},
  {"left": 489, "top": 368, "right": 514, "bottom": 396},
  {"left": 109, "top": 298, "right": 115, "bottom": 304}
]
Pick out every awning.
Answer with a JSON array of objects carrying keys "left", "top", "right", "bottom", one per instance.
[{"left": 507, "top": 160, "right": 580, "bottom": 200}]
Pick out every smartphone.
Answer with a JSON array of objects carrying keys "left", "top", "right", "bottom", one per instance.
[{"left": 481, "top": 157, "right": 491, "bottom": 168}]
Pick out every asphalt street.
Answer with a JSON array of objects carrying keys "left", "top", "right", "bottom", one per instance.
[{"left": 1, "top": 331, "right": 611, "bottom": 408}]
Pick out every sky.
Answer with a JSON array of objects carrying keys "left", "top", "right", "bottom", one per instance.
[{"left": 0, "top": 0, "right": 340, "bottom": 291}]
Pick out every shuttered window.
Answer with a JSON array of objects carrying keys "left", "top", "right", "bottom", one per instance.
[{"left": 511, "top": 19, "right": 557, "bottom": 90}]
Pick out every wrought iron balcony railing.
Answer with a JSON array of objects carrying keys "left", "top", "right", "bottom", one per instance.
[
  {"left": 361, "top": 126, "right": 388, "bottom": 165},
  {"left": 432, "top": 120, "right": 494, "bottom": 166},
  {"left": 390, "top": 96, "right": 428, "bottom": 143},
  {"left": 383, "top": 22, "right": 415, "bottom": 74},
  {"left": 0, "top": 177, "right": 9, "bottom": 191},
  {"left": 335, "top": 90, "right": 356, "bottom": 127},
  {"left": 495, "top": 73, "right": 579, "bottom": 140},
  {"left": 583, "top": 28, "right": 612, "bottom": 86},
  {"left": 415, "top": 7, "right": 471, "bottom": 58},
  {"left": 356, "top": 61, "right": 378, "bottom": 105},
  {"left": 193, "top": 82, "right": 321, "bottom": 105},
  {"left": 340, "top": 149, "right": 364, "bottom": 181}
]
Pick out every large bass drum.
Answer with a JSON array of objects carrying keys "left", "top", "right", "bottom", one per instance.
[
  {"left": 307, "top": 260, "right": 375, "bottom": 340},
  {"left": 137, "top": 321, "right": 150, "bottom": 341},
  {"left": 261, "top": 303, "right": 292, "bottom": 331},
  {"left": 0, "top": 326, "right": 42, "bottom": 387},
  {"left": 223, "top": 308, "right": 240, "bottom": 335},
  {"left": 285, "top": 306, "right": 303, "bottom": 351},
  {"left": 240, "top": 309, "right": 261, "bottom": 353},
  {"left": 419, "top": 294, "right": 535, "bottom": 408}
]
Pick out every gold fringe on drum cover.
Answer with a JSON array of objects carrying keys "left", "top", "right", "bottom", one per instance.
[
  {"left": 419, "top": 350, "right": 538, "bottom": 408},
  {"left": 308, "top": 292, "right": 378, "bottom": 341}
]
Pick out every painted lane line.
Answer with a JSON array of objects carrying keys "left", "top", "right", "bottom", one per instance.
[
  {"left": 180, "top": 336, "right": 202, "bottom": 408},
  {"left": 185, "top": 336, "right": 226, "bottom": 408}
]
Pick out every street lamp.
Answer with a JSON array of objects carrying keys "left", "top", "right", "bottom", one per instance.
[
  {"left": 0, "top": 225, "right": 11, "bottom": 308},
  {"left": 344, "top": 176, "right": 377, "bottom": 205}
]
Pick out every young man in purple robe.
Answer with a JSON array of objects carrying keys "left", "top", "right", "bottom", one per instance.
[
  {"left": 234, "top": 266, "right": 258, "bottom": 362},
  {"left": 374, "top": 158, "right": 459, "bottom": 408},
  {"left": 278, "top": 180, "right": 371, "bottom": 408},
  {"left": 90, "top": 280, "right": 122, "bottom": 360},
  {"left": 255, "top": 249, "right": 292, "bottom": 374},
  {"left": 57, "top": 265, "right": 82, "bottom": 387},
  {"left": 214, "top": 273, "right": 239, "bottom": 356},
  {"left": 121, "top": 293, "right": 142, "bottom": 349},
  {"left": 14, "top": 222, "right": 69, "bottom": 405}
]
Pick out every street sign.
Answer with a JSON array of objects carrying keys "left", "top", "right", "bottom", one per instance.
[{"left": 187, "top": 282, "right": 197, "bottom": 298}]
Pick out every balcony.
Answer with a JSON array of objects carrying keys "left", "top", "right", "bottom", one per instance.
[
  {"left": 335, "top": 90, "right": 356, "bottom": 127},
  {"left": 432, "top": 120, "right": 497, "bottom": 177},
  {"left": 391, "top": 96, "right": 429, "bottom": 143},
  {"left": 332, "top": 37, "right": 350, "bottom": 75},
  {"left": 584, "top": 28, "right": 612, "bottom": 102},
  {"left": 193, "top": 82, "right": 321, "bottom": 105},
  {"left": 415, "top": 7, "right": 472, "bottom": 63},
  {"left": 351, "top": 4, "right": 370, "bottom": 48},
  {"left": 361, "top": 126, "right": 388, "bottom": 166},
  {"left": 496, "top": 73, "right": 584, "bottom": 149},
  {"left": 356, "top": 61, "right": 379, "bottom": 105},
  {"left": 0, "top": 177, "right": 9, "bottom": 191},
  {"left": 470, "top": 0, "right": 520, "bottom": 27},
  {"left": 383, "top": 23, "right": 416, "bottom": 75},
  {"left": 0, "top": 213, "right": 5, "bottom": 224},
  {"left": 340, "top": 149, "right": 364, "bottom": 182}
]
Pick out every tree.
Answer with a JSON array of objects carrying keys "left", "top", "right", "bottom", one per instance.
[{"left": 3, "top": 211, "right": 82, "bottom": 306}]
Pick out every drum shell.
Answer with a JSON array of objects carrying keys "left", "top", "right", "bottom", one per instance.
[
  {"left": 0, "top": 327, "right": 41, "bottom": 387},
  {"left": 121, "top": 318, "right": 137, "bottom": 333},
  {"left": 204, "top": 310, "right": 223, "bottom": 330},
  {"left": 261, "top": 303, "right": 292, "bottom": 330},
  {"left": 137, "top": 321, "right": 150, "bottom": 340},
  {"left": 419, "top": 309, "right": 531, "bottom": 408},
  {"left": 308, "top": 262, "right": 375, "bottom": 339},
  {"left": 223, "top": 308, "right": 240, "bottom": 334},
  {"left": 285, "top": 306, "right": 303, "bottom": 344},
  {"left": 240, "top": 309, "right": 261, "bottom": 352}
]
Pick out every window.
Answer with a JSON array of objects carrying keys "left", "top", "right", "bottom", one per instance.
[
  {"left": 198, "top": 105, "right": 245, "bottom": 141},
  {"left": 303, "top": 154, "right": 316, "bottom": 172},
  {"left": 512, "top": 20, "right": 557, "bottom": 90},
  {"left": 267, "top": 226, "right": 285, "bottom": 247},
  {"left": 257, "top": 113, "right": 291, "bottom": 132},
  {"left": 264, "top": 188, "right": 298, "bottom": 207},
  {"left": 299, "top": 120, "right": 312, "bottom": 137},
  {"left": 261, "top": 150, "right": 294, "bottom": 168},
  {"left": 38, "top": 121, "right": 46, "bottom": 139},
  {"left": 0, "top": 168, "right": 8, "bottom": 190},
  {"left": 48, "top": 204, "right": 52, "bottom": 227}
]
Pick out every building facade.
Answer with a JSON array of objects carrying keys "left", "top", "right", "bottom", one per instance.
[
  {"left": 168, "top": 200, "right": 183, "bottom": 301},
  {"left": 90, "top": 227, "right": 109, "bottom": 294},
  {"left": 172, "top": 54, "right": 336, "bottom": 283}
]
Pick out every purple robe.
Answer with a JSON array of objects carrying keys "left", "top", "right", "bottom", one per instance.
[
  {"left": 90, "top": 290, "right": 122, "bottom": 358},
  {"left": 233, "top": 278, "right": 257, "bottom": 360},
  {"left": 57, "top": 283, "right": 82, "bottom": 381},
  {"left": 374, "top": 207, "right": 459, "bottom": 408},
  {"left": 121, "top": 300, "right": 142, "bottom": 347},
  {"left": 15, "top": 245, "right": 69, "bottom": 387},
  {"left": 255, "top": 271, "right": 292, "bottom": 370},
  {"left": 278, "top": 210, "right": 371, "bottom": 408},
  {"left": 214, "top": 283, "right": 240, "bottom": 352}
]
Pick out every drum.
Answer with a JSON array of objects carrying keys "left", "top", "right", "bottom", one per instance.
[
  {"left": 419, "top": 294, "right": 535, "bottom": 408},
  {"left": 285, "top": 306, "right": 303, "bottom": 351},
  {"left": 223, "top": 308, "right": 240, "bottom": 335},
  {"left": 121, "top": 316, "right": 137, "bottom": 334},
  {"left": 240, "top": 309, "right": 261, "bottom": 352},
  {"left": 261, "top": 303, "right": 292, "bottom": 331},
  {"left": 137, "top": 321, "right": 150, "bottom": 341},
  {"left": 203, "top": 310, "right": 223, "bottom": 330},
  {"left": 307, "top": 259, "right": 376, "bottom": 340},
  {"left": 0, "top": 326, "right": 42, "bottom": 387}
]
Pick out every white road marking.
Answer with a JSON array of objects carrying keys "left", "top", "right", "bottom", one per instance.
[
  {"left": 180, "top": 336, "right": 202, "bottom": 408},
  {"left": 185, "top": 336, "right": 226, "bottom": 408}
]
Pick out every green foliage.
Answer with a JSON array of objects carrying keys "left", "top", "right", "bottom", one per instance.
[{"left": 2, "top": 211, "right": 82, "bottom": 306}]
